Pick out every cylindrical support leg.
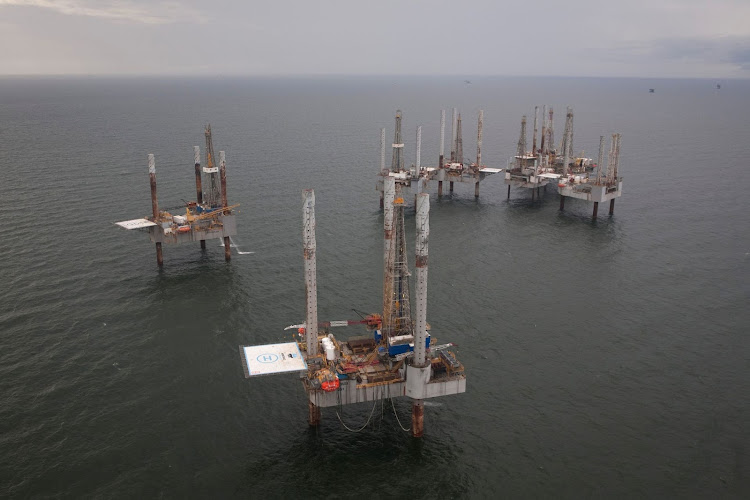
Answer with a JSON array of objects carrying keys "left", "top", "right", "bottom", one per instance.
[
  {"left": 219, "top": 152, "right": 228, "bottom": 208},
  {"left": 155, "top": 242, "right": 163, "bottom": 267},
  {"left": 560, "top": 196, "right": 565, "bottom": 211},
  {"left": 474, "top": 182, "right": 479, "bottom": 198},
  {"left": 449, "top": 181, "right": 454, "bottom": 193},
  {"left": 412, "top": 400, "right": 424, "bottom": 437},
  {"left": 507, "top": 185, "right": 511, "bottom": 199},
  {"left": 194, "top": 164, "right": 203, "bottom": 204},
  {"left": 223, "top": 236, "right": 231, "bottom": 261},
  {"left": 609, "top": 199, "right": 615, "bottom": 215},
  {"left": 308, "top": 401, "right": 321, "bottom": 427},
  {"left": 438, "top": 181, "right": 443, "bottom": 197},
  {"left": 200, "top": 240, "right": 206, "bottom": 250},
  {"left": 593, "top": 201, "right": 599, "bottom": 218},
  {"left": 380, "top": 191, "right": 384, "bottom": 209},
  {"left": 532, "top": 187, "right": 535, "bottom": 201}
]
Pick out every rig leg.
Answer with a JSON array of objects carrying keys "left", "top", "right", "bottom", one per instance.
[
  {"left": 559, "top": 196, "right": 565, "bottom": 211},
  {"left": 449, "top": 181, "right": 454, "bottom": 194},
  {"left": 438, "top": 181, "right": 443, "bottom": 197},
  {"left": 380, "top": 192, "right": 384, "bottom": 209},
  {"left": 223, "top": 236, "right": 231, "bottom": 261},
  {"left": 474, "top": 182, "right": 479, "bottom": 198},
  {"left": 200, "top": 240, "right": 206, "bottom": 250},
  {"left": 532, "top": 187, "right": 535, "bottom": 201},
  {"left": 609, "top": 199, "right": 615, "bottom": 215},
  {"left": 412, "top": 400, "right": 424, "bottom": 437},
  {"left": 308, "top": 401, "right": 321, "bottom": 427},
  {"left": 593, "top": 201, "right": 599, "bottom": 218},
  {"left": 155, "top": 242, "right": 163, "bottom": 267},
  {"left": 507, "top": 185, "right": 511, "bottom": 199}
]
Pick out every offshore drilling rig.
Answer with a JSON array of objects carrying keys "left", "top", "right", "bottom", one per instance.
[
  {"left": 240, "top": 181, "right": 466, "bottom": 437},
  {"left": 376, "top": 109, "right": 502, "bottom": 207},
  {"left": 115, "top": 125, "right": 238, "bottom": 265},
  {"left": 503, "top": 106, "right": 624, "bottom": 217}
]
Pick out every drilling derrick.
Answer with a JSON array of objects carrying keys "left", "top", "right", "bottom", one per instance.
[
  {"left": 391, "top": 110, "right": 405, "bottom": 173},
  {"left": 547, "top": 107, "right": 555, "bottom": 155},
  {"left": 567, "top": 108, "right": 575, "bottom": 159},
  {"left": 455, "top": 113, "right": 464, "bottom": 165},
  {"left": 450, "top": 108, "right": 457, "bottom": 162},
  {"left": 204, "top": 125, "right": 222, "bottom": 208},
  {"left": 516, "top": 115, "right": 527, "bottom": 169},
  {"left": 532, "top": 106, "right": 539, "bottom": 155},
  {"left": 475, "top": 110, "right": 483, "bottom": 175},
  {"left": 540, "top": 105, "right": 547, "bottom": 156},
  {"left": 561, "top": 107, "right": 574, "bottom": 163},
  {"left": 382, "top": 186, "right": 414, "bottom": 346}
]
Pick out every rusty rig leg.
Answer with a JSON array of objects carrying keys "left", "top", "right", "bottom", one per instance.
[
  {"left": 223, "top": 236, "right": 231, "bottom": 261},
  {"left": 155, "top": 242, "right": 163, "bottom": 267},
  {"left": 200, "top": 240, "right": 206, "bottom": 250},
  {"left": 308, "top": 401, "right": 321, "bottom": 427},
  {"left": 593, "top": 201, "right": 599, "bottom": 218},
  {"left": 449, "top": 181, "right": 454, "bottom": 194},
  {"left": 609, "top": 199, "right": 615, "bottom": 215},
  {"left": 560, "top": 196, "right": 565, "bottom": 211},
  {"left": 474, "top": 182, "right": 479, "bottom": 198},
  {"left": 438, "top": 181, "right": 443, "bottom": 197},
  {"left": 507, "top": 185, "right": 511, "bottom": 199},
  {"left": 224, "top": 236, "right": 232, "bottom": 262},
  {"left": 412, "top": 400, "right": 424, "bottom": 437}
]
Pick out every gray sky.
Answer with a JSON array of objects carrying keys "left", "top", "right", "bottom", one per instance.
[{"left": 1, "top": 0, "right": 748, "bottom": 78}]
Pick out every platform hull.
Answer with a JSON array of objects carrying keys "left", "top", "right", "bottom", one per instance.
[
  {"left": 149, "top": 214, "right": 237, "bottom": 244},
  {"left": 557, "top": 180, "right": 623, "bottom": 202},
  {"left": 304, "top": 375, "right": 466, "bottom": 408}
]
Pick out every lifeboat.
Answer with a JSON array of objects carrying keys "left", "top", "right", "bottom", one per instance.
[
  {"left": 177, "top": 225, "right": 191, "bottom": 233},
  {"left": 316, "top": 368, "right": 340, "bottom": 392},
  {"left": 558, "top": 183, "right": 566, "bottom": 188},
  {"left": 321, "top": 378, "right": 340, "bottom": 392}
]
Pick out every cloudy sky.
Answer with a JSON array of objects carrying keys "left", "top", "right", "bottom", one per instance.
[{"left": 1, "top": 0, "right": 748, "bottom": 78}]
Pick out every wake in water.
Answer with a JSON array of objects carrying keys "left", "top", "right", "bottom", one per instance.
[{"left": 219, "top": 236, "right": 254, "bottom": 255}]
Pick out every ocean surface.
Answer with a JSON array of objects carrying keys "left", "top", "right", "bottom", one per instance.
[{"left": 0, "top": 75, "right": 748, "bottom": 498}]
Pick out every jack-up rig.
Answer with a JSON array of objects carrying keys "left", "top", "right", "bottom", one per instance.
[
  {"left": 504, "top": 106, "right": 624, "bottom": 217},
  {"left": 376, "top": 109, "right": 503, "bottom": 207},
  {"left": 115, "top": 125, "right": 239, "bottom": 265},
  {"left": 240, "top": 179, "right": 466, "bottom": 437}
]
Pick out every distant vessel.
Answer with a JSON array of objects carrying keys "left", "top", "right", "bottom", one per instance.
[
  {"left": 649, "top": 88, "right": 655, "bottom": 93},
  {"left": 716, "top": 83, "right": 721, "bottom": 90}
]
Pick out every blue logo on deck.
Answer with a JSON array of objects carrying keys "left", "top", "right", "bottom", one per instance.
[{"left": 256, "top": 353, "right": 279, "bottom": 363}]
